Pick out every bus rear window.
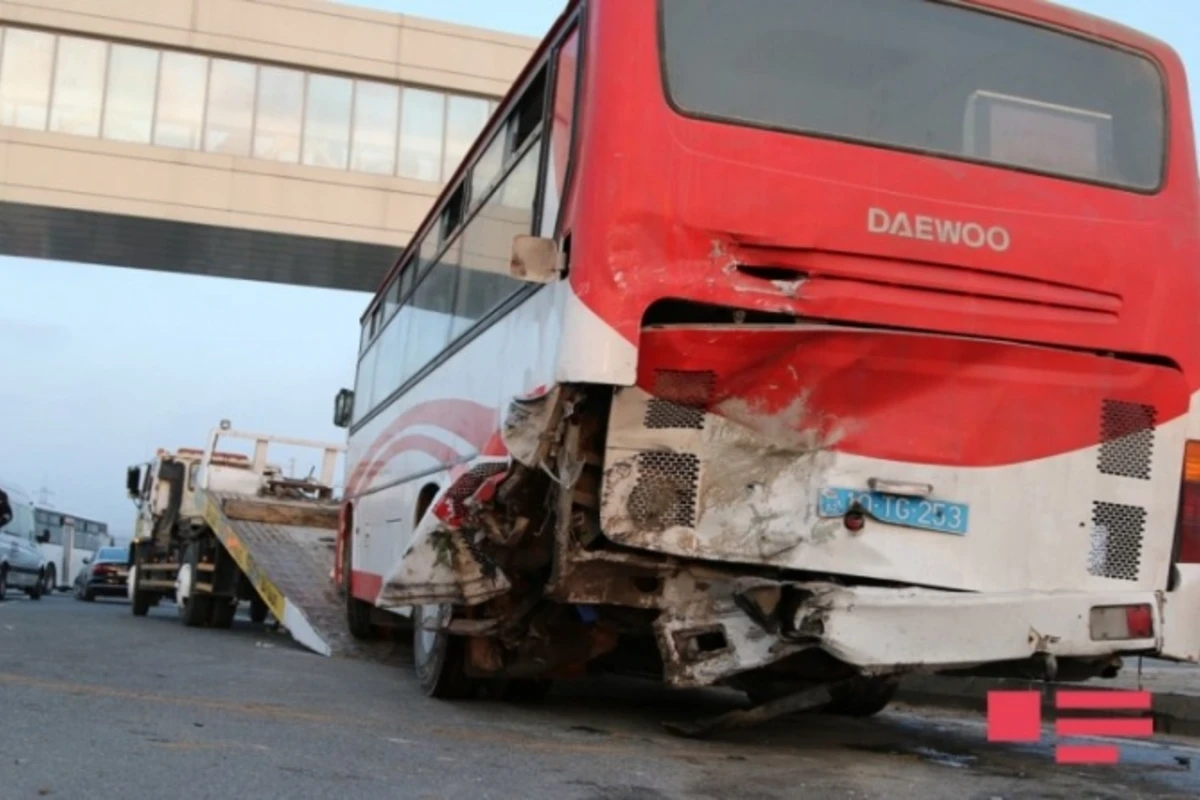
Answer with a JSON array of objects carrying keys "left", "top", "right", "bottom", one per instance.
[{"left": 660, "top": 0, "right": 1165, "bottom": 191}]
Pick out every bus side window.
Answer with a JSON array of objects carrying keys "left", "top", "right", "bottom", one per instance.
[{"left": 544, "top": 25, "right": 581, "bottom": 236}]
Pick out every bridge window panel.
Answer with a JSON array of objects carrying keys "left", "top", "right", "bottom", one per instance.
[
  {"left": 442, "top": 95, "right": 491, "bottom": 181},
  {"left": 103, "top": 44, "right": 160, "bottom": 144},
  {"left": 49, "top": 36, "right": 107, "bottom": 137},
  {"left": 154, "top": 51, "right": 208, "bottom": 150},
  {"left": 303, "top": 73, "right": 353, "bottom": 169},
  {"left": 404, "top": 248, "right": 458, "bottom": 376},
  {"left": 397, "top": 87, "right": 445, "bottom": 182},
  {"left": 204, "top": 59, "right": 256, "bottom": 156},
  {"left": 254, "top": 65, "right": 304, "bottom": 164},
  {"left": 350, "top": 80, "right": 399, "bottom": 175},
  {"left": 0, "top": 28, "right": 55, "bottom": 131}
]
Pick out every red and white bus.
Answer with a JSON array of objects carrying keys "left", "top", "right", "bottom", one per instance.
[{"left": 334, "top": 0, "right": 1200, "bottom": 712}]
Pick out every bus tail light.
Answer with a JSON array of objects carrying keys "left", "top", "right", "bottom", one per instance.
[
  {"left": 1175, "top": 440, "right": 1200, "bottom": 563},
  {"left": 1089, "top": 604, "right": 1154, "bottom": 640}
]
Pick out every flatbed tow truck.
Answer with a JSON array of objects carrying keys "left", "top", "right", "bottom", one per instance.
[{"left": 125, "top": 421, "right": 370, "bottom": 657}]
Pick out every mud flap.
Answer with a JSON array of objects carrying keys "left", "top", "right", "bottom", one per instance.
[{"left": 1159, "top": 564, "right": 1200, "bottom": 662}]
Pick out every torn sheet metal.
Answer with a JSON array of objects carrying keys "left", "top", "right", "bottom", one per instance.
[
  {"left": 375, "top": 460, "right": 513, "bottom": 609},
  {"left": 600, "top": 385, "right": 846, "bottom": 564}
]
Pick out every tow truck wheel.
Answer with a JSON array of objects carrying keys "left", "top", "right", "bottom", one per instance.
[
  {"left": 130, "top": 566, "right": 151, "bottom": 617},
  {"left": 249, "top": 595, "right": 269, "bottom": 624},
  {"left": 209, "top": 598, "right": 237, "bottom": 629},
  {"left": 413, "top": 604, "right": 477, "bottom": 699},
  {"left": 43, "top": 565, "right": 56, "bottom": 594},
  {"left": 27, "top": 573, "right": 43, "bottom": 600},
  {"left": 177, "top": 543, "right": 212, "bottom": 627}
]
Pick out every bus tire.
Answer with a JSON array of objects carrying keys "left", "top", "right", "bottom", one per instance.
[
  {"left": 177, "top": 542, "right": 211, "bottom": 627},
  {"left": 343, "top": 533, "right": 374, "bottom": 640},
  {"left": 250, "top": 595, "right": 269, "bottom": 624},
  {"left": 413, "top": 604, "right": 477, "bottom": 700}
]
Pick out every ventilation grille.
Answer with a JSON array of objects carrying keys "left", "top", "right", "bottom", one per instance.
[
  {"left": 1098, "top": 400, "right": 1155, "bottom": 481},
  {"left": 645, "top": 370, "right": 715, "bottom": 430},
  {"left": 627, "top": 451, "right": 700, "bottom": 530},
  {"left": 1088, "top": 501, "right": 1145, "bottom": 582}
]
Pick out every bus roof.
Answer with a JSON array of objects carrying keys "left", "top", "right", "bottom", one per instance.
[
  {"left": 357, "top": 0, "right": 1180, "bottom": 324},
  {"left": 360, "top": 0, "right": 582, "bottom": 322}
]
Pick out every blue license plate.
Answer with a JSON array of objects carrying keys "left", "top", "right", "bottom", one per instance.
[{"left": 817, "top": 487, "right": 969, "bottom": 535}]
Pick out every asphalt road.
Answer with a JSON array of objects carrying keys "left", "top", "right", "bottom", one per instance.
[{"left": 2, "top": 593, "right": 1199, "bottom": 800}]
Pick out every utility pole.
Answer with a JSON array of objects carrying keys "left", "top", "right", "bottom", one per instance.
[{"left": 36, "top": 478, "right": 55, "bottom": 508}]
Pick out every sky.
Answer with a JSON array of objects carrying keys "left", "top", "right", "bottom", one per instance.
[{"left": 0, "top": 1, "right": 1196, "bottom": 542}]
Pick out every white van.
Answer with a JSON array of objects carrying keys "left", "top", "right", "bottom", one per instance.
[{"left": 0, "top": 480, "right": 48, "bottom": 600}]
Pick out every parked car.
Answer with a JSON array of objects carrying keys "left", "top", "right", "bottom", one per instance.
[
  {"left": 1, "top": 480, "right": 48, "bottom": 601},
  {"left": 74, "top": 545, "right": 131, "bottom": 602}
]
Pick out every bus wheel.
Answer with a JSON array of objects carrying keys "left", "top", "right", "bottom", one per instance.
[
  {"left": 176, "top": 543, "right": 211, "bottom": 627},
  {"left": 343, "top": 534, "right": 374, "bottom": 640},
  {"left": 413, "top": 604, "right": 477, "bottom": 699},
  {"left": 250, "top": 595, "right": 269, "bottom": 624}
]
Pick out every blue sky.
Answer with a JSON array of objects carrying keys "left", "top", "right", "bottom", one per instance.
[{"left": 0, "top": 1, "right": 1195, "bottom": 540}]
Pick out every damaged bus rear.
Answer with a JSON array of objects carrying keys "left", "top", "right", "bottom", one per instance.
[{"left": 336, "top": 0, "right": 1200, "bottom": 715}]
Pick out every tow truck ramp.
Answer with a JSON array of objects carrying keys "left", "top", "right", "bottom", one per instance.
[
  {"left": 199, "top": 489, "right": 349, "bottom": 657},
  {"left": 129, "top": 424, "right": 404, "bottom": 660}
]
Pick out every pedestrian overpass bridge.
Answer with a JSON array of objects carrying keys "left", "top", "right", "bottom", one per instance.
[{"left": 0, "top": 0, "right": 536, "bottom": 292}]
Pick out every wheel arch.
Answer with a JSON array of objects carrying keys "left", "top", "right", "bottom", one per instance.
[{"left": 415, "top": 482, "right": 440, "bottom": 528}]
